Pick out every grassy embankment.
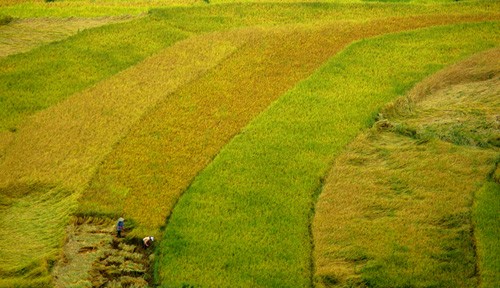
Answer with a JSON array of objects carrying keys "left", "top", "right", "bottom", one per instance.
[
  {"left": 313, "top": 48, "right": 499, "bottom": 287},
  {"left": 156, "top": 22, "right": 499, "bottom": 286}
]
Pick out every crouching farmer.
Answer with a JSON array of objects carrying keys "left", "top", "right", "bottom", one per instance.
[{"left": 143, "top": 236, "right": 154, "bottom": 249}]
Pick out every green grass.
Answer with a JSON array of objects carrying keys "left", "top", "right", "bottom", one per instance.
[
  {"left": 155, "top": 22, "right": 499, "bottom": 286},
  {"left": 0, "top": 17, "right": 187, "bottom": 131},
  {"left": 474, "top": 180, "right": 500, "bottom": 287}
]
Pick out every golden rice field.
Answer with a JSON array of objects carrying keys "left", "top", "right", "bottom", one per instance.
[{"left": 0, "top": 1, "right": 499, "bottom": 287}]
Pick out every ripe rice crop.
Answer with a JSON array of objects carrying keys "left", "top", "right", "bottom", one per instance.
[
  {"left": 149, "top": 2, "right": 500, "bottom": 33},
  {"left": 3, "top": 1, "right": 499, "bottom": 19},
  {"left": 0, "top": 29, "right": 251, "bottom": 190},
  {"left": 0, "top": 184, "right": 76, "bottom": 287}
]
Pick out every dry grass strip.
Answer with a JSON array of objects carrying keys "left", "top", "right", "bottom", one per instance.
[{"left": 80, "top": 14, "right": 500, "bottom": 237}]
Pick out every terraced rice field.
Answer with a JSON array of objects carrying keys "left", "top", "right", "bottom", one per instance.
[
  {"left": 80, "top": 14, "right": 499, "bottom": 239},
  {"left": 155, "top": 23, "right": 499, "bottom": 286},
  {"left": 0, "top": 1, "right": 499, "bottom": 287}
]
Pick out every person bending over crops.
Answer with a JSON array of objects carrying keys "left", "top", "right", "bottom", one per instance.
[
  {"left": 143, "top": 236, "right": 154, "bottom": 249},
  {"left": 116, "top": 217, "right": 125, "bottom": 238}
]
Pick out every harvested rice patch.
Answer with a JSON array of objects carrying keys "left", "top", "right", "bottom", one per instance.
[
  {"left": 0, "top": 16, "right": 136, "bottom": 58},
  {"left": 51, "top": 217, "right": 152, "bottom": 288}
]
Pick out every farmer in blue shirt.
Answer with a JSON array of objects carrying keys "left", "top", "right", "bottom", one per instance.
[{"left": 116, "top": 217, "right": 125, "bottom": 238}]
